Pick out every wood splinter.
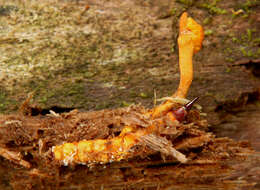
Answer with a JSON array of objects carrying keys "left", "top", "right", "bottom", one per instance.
[{"left": 0, "top": 147, "right": 31, "bottom": 168}]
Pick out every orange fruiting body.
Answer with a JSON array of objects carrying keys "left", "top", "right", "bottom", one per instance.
[{"left": 52, "top": 12, "right": 204, "bottom": 166}]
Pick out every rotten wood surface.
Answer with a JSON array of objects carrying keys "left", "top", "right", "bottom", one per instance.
[{"left": 0, "top": 104, "right": 258, "bottom": 190}]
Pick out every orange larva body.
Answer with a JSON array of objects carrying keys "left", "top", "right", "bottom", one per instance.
[
  {"left": 52, "top": 97, "right": 199, "bottom": 165},
  {"left": 52, "top": 108, "right": 183, "bottom": 166},
  {"left": 52, "top": 126, "right": 146, "bottom": 165}
]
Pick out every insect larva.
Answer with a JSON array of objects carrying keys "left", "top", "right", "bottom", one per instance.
[
  {"left": 52, "top": 98, "right": 198, "bottom": 165},
  {"left": 52, "top": 126, "right": 143, "bottom": 165}
]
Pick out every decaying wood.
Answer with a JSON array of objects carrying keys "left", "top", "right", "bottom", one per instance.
[
  {"left": 0, "top": 147, "right": 31, "bottom": 168},
  {"left": 141, "top": 134, "right": 187, "bottom": 163},
  {"left": 0, "top": 104, "right": 257, "bottom": 190}
]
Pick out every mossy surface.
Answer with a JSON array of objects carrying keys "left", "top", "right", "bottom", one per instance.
[{"left": 0, "top": 0, "right": 259, "bottom": 114}]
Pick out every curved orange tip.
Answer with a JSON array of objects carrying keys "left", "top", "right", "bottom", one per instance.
[{"left": 179, "top": 12, "right": 204, "bottom": 53}]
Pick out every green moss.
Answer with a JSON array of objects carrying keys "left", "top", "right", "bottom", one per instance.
[
  {"left": 200, "top": 1, "right": 227, "bottom": 15},
  {"left": 224, "top": 48, "right": 232, "bottom": 54},
  {"left": 0, "top": 89, "right": 18, "bottom": 113},
  {"left": 247, "top": 29, "right": 252, "bottom": 41},
  {"left": 253, "top": 38, "right": 260, "bottom": 45},
  {"left": 224, "top": 26, "right": 259, "bottom": 60},
  {"left": 84, "top": 71, "right": 96, "bottom": 78},
  {"left": 240, "top": 47, "right": 247, "bottom": 57},
  {"left": 95, "top": 102, "right": 115, "bottom": 110},
  {"left": 225, "top": 57, "right": 234, "bottom": 63},
  {"left": 225, "top": 67, "right": 231, "bottom": 73},
  {"left": 121, "top": 101, "right": 133, "bottom": 107},
  {"left": 139, "top": 92, "right": 148, "bottom": 98},
  {"left": 170, "top": 8, "right": 177, "bottom": 16},
  {"left": 232, "top": 37, "right": 239, "bottom": 43},
  {"left": 247, "top": 50, "right": 253, "bottom": 57},
  {"left": 0, "top": 1, "right": 156, "bottom": 112},
  {"left": 240, "top": 0, "right": 259, "bottom": 12},
  {"left": 0, "top": 91, "right": 8, "bottom": 111},
  {"left": 175, "top": 0, "right": 194, "bottom": 7},
  {"left": 203, "top": 17, "right": 212, "bottom": 25},
  {"left": 204, "top": 29, "right": 213, "bottom": 36},
  {"left": 257, "top": 48, "right": 260, "bottom": 56}
]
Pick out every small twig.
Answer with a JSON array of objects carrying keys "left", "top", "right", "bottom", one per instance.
[
  {"left": 157, "top": 97, "right": 190, "bottom": 104},
  {"left": 157, "top": 97, "right": 202, "bottom": 110},
  {"left": 153, "top": 89, "right": 157, "bottom": 107}
]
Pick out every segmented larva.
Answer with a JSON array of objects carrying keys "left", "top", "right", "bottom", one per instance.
[
  {"left": 52, "top": 98, "right": 198, "bottom": 166},
  {"left": 52, "top": 126, "right": 146, "bottom": 166}
]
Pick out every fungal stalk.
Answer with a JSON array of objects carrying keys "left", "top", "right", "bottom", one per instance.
[
  {"left": 52, "top": 12, "right": 204, "bottom": 165},
  {"left": 152, "top": 12, "right": 204, "bottom": 118}
]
